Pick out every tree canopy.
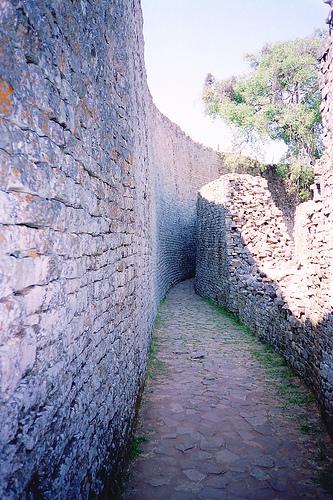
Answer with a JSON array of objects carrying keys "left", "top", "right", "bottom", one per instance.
[{"left": 203, "top": 33, "right": 327, "bottom": 171}]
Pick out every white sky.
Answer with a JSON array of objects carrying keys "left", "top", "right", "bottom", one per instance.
[{"left": 142, "top": 0, "right": 328, "bottom": 160}]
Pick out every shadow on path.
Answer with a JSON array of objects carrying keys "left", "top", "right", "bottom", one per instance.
[{"left": 124, "top": 280, "right": 333, "bottom": 500}]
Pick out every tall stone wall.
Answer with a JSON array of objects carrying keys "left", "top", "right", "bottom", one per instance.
[
  {"left": 0, "top": 1, "right": 222, "bottom": 497},
  {"left": 195, "top": 173, "right": 333, "bottom": 433},
  {"left": 150, "top": 106, "right": 222, "bottom": 295}
]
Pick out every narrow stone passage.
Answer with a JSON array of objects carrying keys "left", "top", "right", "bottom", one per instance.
[{"left": 124, "top": 280, "right": 333, "bottom": 500}]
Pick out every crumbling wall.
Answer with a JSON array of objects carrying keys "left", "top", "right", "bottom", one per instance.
[
  {"left": 195, "top": 173, "right": 333, "bottom": 433},
  {"left": 0, "top": 1, "right": 222, "bottom": 497},
  {"left": 196, "top": 32, "right": 333, "bottom": 436},
  {"left": 196, "top": 174, "right": 299, "bottom": 346}
]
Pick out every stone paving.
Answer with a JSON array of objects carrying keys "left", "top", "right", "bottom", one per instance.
[{"left": 124, "top": 280, "right": 333, "bottom": 500}]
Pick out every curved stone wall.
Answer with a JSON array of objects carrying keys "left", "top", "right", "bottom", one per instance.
[
  {"left": 0, "top": 1, "right": 222, "bottom": 497},
  {"left": 195, "top": 172, "right": 333, "bottom": 434},
  {"left": 150, "top": 105, "right": 222, "bottom": 296}
]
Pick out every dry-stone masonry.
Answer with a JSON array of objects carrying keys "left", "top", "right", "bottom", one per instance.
[
  {"left": 0, "top": 1, "right": 223, "bottom": 497},
  {"left": 196, "top": 34, "right": 333, "bottom": 435}
]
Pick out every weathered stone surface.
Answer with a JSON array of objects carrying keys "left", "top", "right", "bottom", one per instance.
[
  {"left": 0, "top": 1, "right": 223, "bottom": 498},
  {"left": 124, "top": 281, "right": 333, "bottom": 500},
  {"left": 195, "top": 170, "right": 333, "bottom": 435}
]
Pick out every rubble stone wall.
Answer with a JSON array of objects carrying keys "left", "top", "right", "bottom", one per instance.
[
  {"left": 0, "top": 1, "right": 222, "bottom": 497},
  {"left": 196, "top": 173, "right": 333, "bottom": 433},
  {"left": 196, "top": 33, "right": 333, "bottom": 436}
]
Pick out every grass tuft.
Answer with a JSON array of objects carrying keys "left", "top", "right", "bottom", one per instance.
[
  {"left": 146, "top": 300, "right": 166, "bottom": 379},
  {"left": 129, "top": 435, "right": 148, "bottom": 460},
  {"left": 204, "top": 298, "right": 255, "bottom": 339},
  {"left": 204, "top": 297, "right": 319, "bottom": 412}
]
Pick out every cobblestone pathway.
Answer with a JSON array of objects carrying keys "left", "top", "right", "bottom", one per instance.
[{"left": 124, "top": 280, "right": 333, "bottom": 500}]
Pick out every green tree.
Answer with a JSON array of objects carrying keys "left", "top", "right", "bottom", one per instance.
[{"left": 203, "top": 32, "right": 328, "bottom": 199}]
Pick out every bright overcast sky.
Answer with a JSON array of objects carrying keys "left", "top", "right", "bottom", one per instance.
[{"left": 141, "top": 0, "right": 328, "bottom": 160}]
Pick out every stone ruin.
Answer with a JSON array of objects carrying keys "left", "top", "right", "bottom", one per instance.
[
  {"left": 0, "top": 1, "right": 223, "bottom": 497},
  {"left": 0, "top": 0, "right": 332, "bottom": 498},
  {"left": 196, "top": 36, "right": 333, "bottom": 439}
]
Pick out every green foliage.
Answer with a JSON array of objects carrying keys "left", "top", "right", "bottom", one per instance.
[
  {"left": 129, "top": 435, "right": 148, "bottom": 460},
  {"left": 220, "top": 152, "right": 314, "bottom": 202},
  {"left": 147, "top": 301, "right": 166, "bottom": 379},
  {"left": 251, "top": 344, "right": 317, "bottom": 408},
  {"left": 204, "top": 298, "right": 255, "bottom": 340},
  {"left": 275, "top": 163, "right": 289, "bottom": 180},
  {"left": 274, "top": 160, "right": 314, "bottom": 201},
  {"left": 220, "top": 152, "right": 266, "bottom": 175},
  {"left": 205, "top": 298, "right": 317, "bottom": 410},
  {"left": 299, "top": 417, "right": 319, "bottom": 434},
  {"left": 147, "top": 333, "right": 164, "bottom": 379},
  {"left": 204, "top": 32, "right": 327, "bottom": 171},
  {"left": 289, "top": 160, "right": 315, "bottom": 201},
  {"left": 206, "top": 298, "right": 333, "bottom": 493}
]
